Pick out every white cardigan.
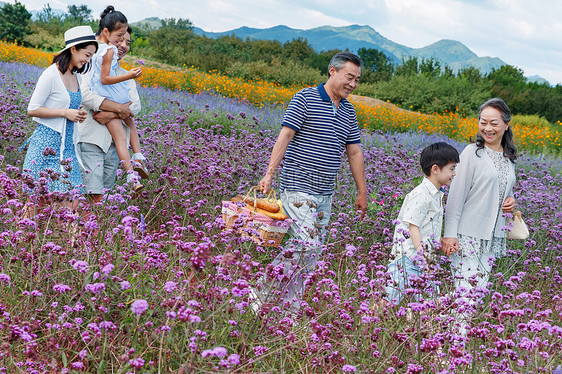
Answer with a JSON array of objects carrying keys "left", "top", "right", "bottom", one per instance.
[
  {"left": 444, "top": 143, "right": 516, "bottom": 240},
  {"left": 27, "top": 64, "right": 83, "bottom": 166},
  {"left": 28, "top": 64, "right": 82, "bottom": 133}
]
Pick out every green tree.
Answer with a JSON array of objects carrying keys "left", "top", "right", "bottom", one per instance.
[
  {"left": 486, "top": 65, "right": 526, "bottom": 86},
  {"left": 66, "top": 4, "right": 92, "bottom": 23},
  {"left": 486, "top": 65, "right": 527, "bottom": 114},
  {"left": 150, "top": 22, "right": 195, "bottom": 64},
  {"left": 457, "top": 66, "right": 483, "bottom": 84},
  {"left": 441, "top": 65, "right": 455, "bottom": 79},
  {"left": 160, "top": 18, "right": 193, "bottom": 30},
  {"left": 247, "top": 39, "right": 283, "bottom": 63},
  {"left": 419, "top": 58, "right": 441, "bottom": 79},
  {"left": 357, "top": 47, "right": 394, "bottom": 82},
  {"left": 394, "top": 56, "right": 419, "bottom": 77},
  {"left": 283, "top": 37, "right": 314, "bottom": 61},
  {"left": 304, "top": 49, "right": 341, "bottom": 76},
  {"left": 37, "top": 3, "right": 60, "bottom": 23},
  {"left": 0, "top": 1, "right": 32, "bottom": 43}
]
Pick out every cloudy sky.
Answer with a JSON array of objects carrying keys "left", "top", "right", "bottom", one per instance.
[{"left": 13, "top": 0, "right": 562, "bottom": 84}]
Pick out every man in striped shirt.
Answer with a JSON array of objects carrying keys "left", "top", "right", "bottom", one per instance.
[{"left": 255, "top": 52, "right": 367, "bottom": 315}]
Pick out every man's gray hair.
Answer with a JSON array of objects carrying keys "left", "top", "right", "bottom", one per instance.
[{"left": 328, "top": 52, "right": 363, "bottom": 75}]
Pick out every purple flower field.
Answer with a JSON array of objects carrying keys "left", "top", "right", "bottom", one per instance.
[{"left": 0, "top": 61, "right": 561, "bottom": 373}]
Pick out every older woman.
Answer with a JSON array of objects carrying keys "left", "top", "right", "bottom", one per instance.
[{"left": 442, "top": 98, "right": 517, "bottom": 298}]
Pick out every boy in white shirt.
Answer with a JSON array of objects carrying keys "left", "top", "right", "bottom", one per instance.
[{"left": 384, "top": 142, "right": 459, "bottom": 305}]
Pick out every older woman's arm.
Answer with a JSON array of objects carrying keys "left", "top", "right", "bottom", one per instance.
[
  {"left": 502, "top": 181, "right": 516, "bottom": 213},
  {"left": 443, "top": 147, "right": 475, "bottom": 254}
]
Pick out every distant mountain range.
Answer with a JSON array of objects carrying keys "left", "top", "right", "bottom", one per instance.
[
  {"left": 134, "top": 18, "right": 522, "bottom": 78},
  {"left": 196, "top": 24, "right": 505, "bottom": 72}
]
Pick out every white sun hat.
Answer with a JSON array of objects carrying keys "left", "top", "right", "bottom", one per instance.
[{"left": 57, "top": 25, "right": 98, "bottom": 54}]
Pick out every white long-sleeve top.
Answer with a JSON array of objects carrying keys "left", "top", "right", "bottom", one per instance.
[
  {"left": 27, "top": 63, "right": 83, "bottom": 166},
  {"left": 27, "top": 64, "right": 82, "bottom": 134},
  {"left": 444, "top": 143, "right": 516, "bottom": 240}
]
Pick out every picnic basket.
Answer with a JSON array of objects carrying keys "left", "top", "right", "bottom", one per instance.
[{"left": 221, "top": 187, "right": 292, "bottom": 247}]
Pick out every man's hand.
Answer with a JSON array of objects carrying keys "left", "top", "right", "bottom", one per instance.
[
  {"left": 93, "top": 111, "right": 119, "bottom": 125},
  {"left": 355, "top": 192, "right": 368, "bottom": 220},
  {"left": 115, "top": 102, "right": 133, "bottom": 120},
  {"left": 346, "top": 143, "right": 367, "bottom": 220},
  {"left": 258, "top": 126, "right": 296, "bottom": 194},
  {"left": 259, "top": 173, "right": 274, "bottom": 194}
]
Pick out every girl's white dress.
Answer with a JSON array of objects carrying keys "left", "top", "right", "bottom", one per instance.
[{"left": 89, "top": 43, "right": 130, "bottom": 104}]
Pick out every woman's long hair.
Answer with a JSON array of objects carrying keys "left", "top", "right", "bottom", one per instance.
[
  {"left": 475, "top": 97, "right": 517, "bottom": 163},
  {"left": 53, "top": 41, "right": 98, "bottom": 74}
]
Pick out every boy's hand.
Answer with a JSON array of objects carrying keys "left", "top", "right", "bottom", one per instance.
[{"left": 441, "top": 237, "right": 459, "bottom": 257}]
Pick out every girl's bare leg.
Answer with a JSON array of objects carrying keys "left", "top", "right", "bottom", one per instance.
[
  {"left": 106, "top": 118, "right": 132, "bottom": 171},
  {"left": 106, "top": 118, "right": 143, "bottom": 193},
  {"left": 124, "top": 117, "right": 149, "bottom": 179},
  {"left": 125, "top": 117, "right": 141, "bottom": 154}
]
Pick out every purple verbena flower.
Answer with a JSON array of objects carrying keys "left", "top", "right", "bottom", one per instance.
[{"left": 131, "top": 299, "right": 149, "bottom": 316}]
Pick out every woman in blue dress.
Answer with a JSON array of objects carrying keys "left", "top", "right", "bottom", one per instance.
[{"left": 23, "top": 26, "right": 98, "bottom": 209}]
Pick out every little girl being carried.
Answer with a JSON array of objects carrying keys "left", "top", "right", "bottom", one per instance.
[{"left": 90, "top": 6, "right": 147, "bottom": 193}]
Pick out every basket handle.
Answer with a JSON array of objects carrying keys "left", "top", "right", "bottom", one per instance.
[
  {"left": 242, "top": 186, "right": 258, "bottom": 209},
  {"left": 243, "top": 186, "right": 277, "bottom": 207}
]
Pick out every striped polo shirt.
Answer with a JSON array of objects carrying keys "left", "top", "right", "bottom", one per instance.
[{"left": 279, "top": 83, "right": 361, "bottom": 195}]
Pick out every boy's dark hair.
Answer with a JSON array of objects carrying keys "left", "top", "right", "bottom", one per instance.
[
  {"left": 53, "top": 41, "right": 98, "bottom": 74},
  {"left": 420, "top": 142, "right": 460, "bottom": 176}
]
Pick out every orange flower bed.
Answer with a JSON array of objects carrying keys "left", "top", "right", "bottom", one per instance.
[
  {"left": 0, "top": 41, "right": 52, "bottom": 67},
  {"left": 351, "top": 100, "right": 561, "bottom": 152},
  {"left": 120, "top": 61, "right": 298, "bottom": 107}
]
